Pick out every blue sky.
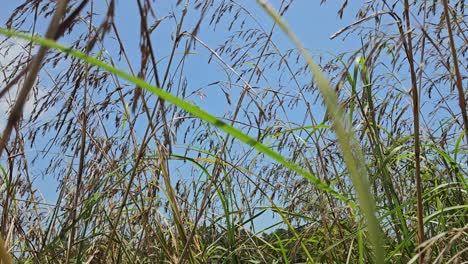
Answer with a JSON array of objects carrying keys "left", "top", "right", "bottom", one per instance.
[
  {"left": 0, "top": 1, "right": 366, "bottom": 232},
  {"left": 0, "top": 0, "right": 362, "bottom": 127}
]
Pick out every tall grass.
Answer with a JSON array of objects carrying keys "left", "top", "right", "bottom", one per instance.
[
  {"left": 0, "top": 0, "right": 466, "bottom": 263},
  {"left": 256, "top": 0, "right": 383, "bottom": 260}
]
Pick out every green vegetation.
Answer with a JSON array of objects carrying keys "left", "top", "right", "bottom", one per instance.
[{"left": 0, "top": 1, "right": 466, "bottom": 263}]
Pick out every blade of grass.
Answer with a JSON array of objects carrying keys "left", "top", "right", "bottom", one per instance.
[
  {"left": 441, "top": 0, "right": 468, "bottom": 144},
  {"left": 0, "top": 235, "right": 11, "bottom": 264},
  {"left": 0, "top": 28, "right": 350, "bottom": 206},
  {"left": 0, "top": 165, "right": 11, "bottom": 264},
  {"left": 255, "top": 0, "right": 384, "bottom": 260}
]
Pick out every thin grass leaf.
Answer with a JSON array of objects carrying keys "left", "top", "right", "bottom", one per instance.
[
  {"left": 255, "top": 0, "right": 384, "bottom": 261},
  {"left": 0, "top": 27, "right": 350, "bottom": 201}
]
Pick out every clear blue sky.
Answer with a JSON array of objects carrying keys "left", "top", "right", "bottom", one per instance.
[{"left": 0, "top": 1, "right": 364, "bottom": 231}]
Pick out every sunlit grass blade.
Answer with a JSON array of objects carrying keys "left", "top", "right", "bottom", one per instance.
[
  {"left": 0, "top": 28, "right": 350, "bottom": 205},
  {"left": 255, "top": 0, "right": 384, "bottom": 260}
]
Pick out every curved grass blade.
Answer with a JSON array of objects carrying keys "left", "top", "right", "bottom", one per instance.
[
  {"left": 255, "top": 0, "right": 384, "bottom": 260},
  {"left": 0, "top": 28, "right": 351, "bottom": 206}
]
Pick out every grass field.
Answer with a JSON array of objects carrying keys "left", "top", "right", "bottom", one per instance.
[{"left": 0, "top": 0, "right": 466, "bottom": 263}]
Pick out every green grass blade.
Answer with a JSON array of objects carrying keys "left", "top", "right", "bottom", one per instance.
[
  {"left": 255, "top": 0, "right": 384, "bottom": 260},
  {"left": 0, "top": 28, "right": 351, "bottom": 206}
]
